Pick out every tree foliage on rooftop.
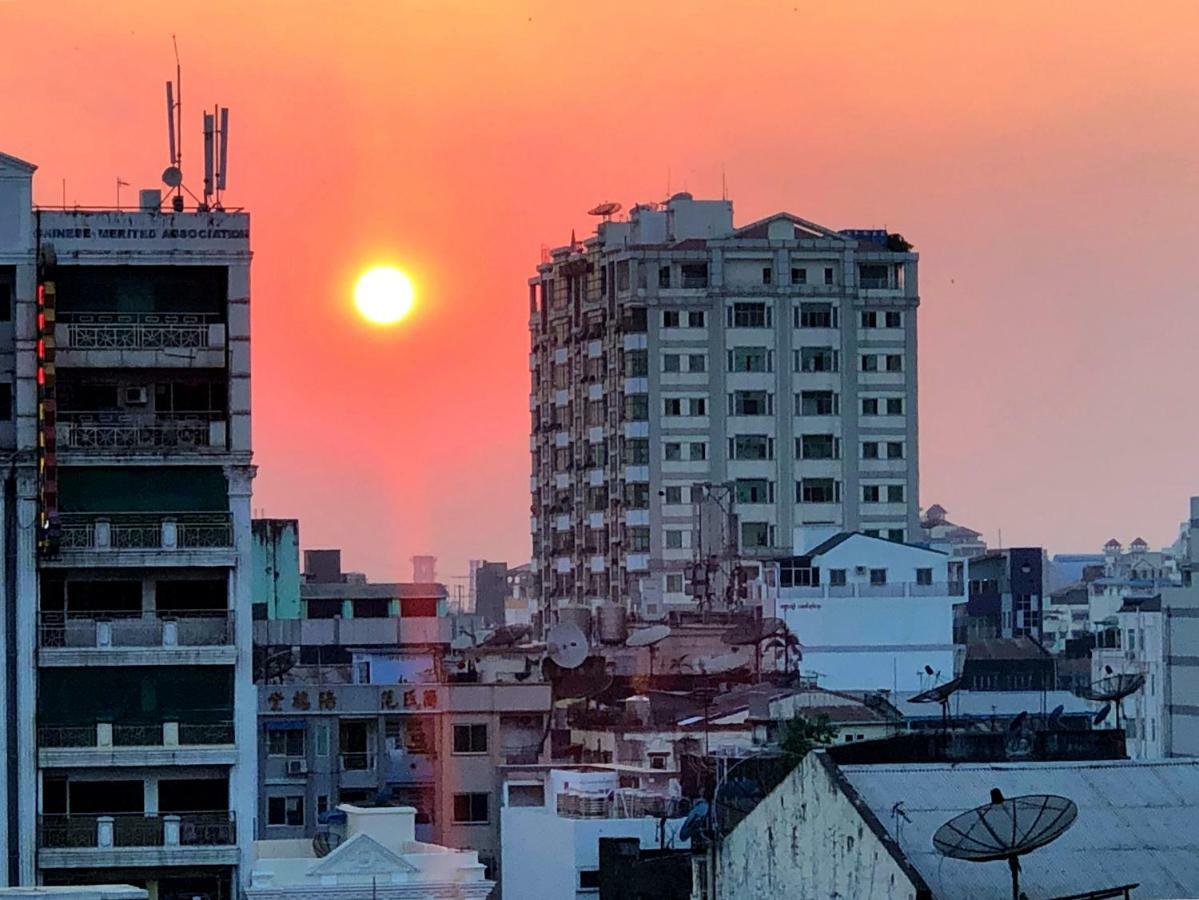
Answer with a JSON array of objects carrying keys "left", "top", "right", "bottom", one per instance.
[{"left": 779, "top": 712, "right": 836, "bottom": 758}]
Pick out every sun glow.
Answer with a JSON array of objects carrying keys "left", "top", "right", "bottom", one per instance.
[{"left": 354, "top": 265, "right": 415, "bottom": 325}]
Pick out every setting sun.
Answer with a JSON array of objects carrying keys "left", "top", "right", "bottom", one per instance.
[{"left": 354, "top": 265, "right": 415, "bottom": 325}]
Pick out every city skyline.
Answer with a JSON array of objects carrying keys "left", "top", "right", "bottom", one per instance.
[{"left": 4, "top": 1, "right": 1199, "bottom": 579}]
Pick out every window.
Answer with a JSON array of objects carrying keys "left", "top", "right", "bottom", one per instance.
[
  {"left": 659, "top": 266, "right": 671, "bottom": 289},
  {"left": 887, "top": 441, "right": 904, "bottom": 459},
  {"left": 863, "top": 485, "right": 881, "bottom": 502},
  {"left": 732, "top": 391, "right": 771, "bottom": 416},
  {"left": 664, "top": 398, "right": 683, "bottom": 416},
  {"left": 860, "top": 264, "right": 888, "bottom": 288},
  {"left": 730, "top": 347, "right": 770, "bottom": 372},
  {"left": 0, "top": 383, "right": 12, "bottom": 421},
  {"left": 797, "top": 303, "right": 834, "bottom": 328},
  {"left": 916, "top": 568, "right": 933, "bottom": 585},
  {"left": 648, "top": 752, "right": 669, "bottom": 770},
  {"left": 689, "top": 442, "right": 707, "bottom": 461},
  {"left": 861, "top": 354, "right": 879, "bottom": 372},
  {"left": 663, "top": 354, "right": 681, "bottom": 373},
  {"left": 799, "top": 347, "right": 837, "bottom": 372},
  {"left": 886, "top": 311, "right": 902, "bottom": 328},
  {"left": 762, "top": 266, "right": 773, "bottom": 285},
  {"left": 665, "top": 573, "right": 684, "bottom": 593},
  {"left": 625, "top": 438, "right": 649, "bottom": 465},
  {"left": 735, "top": 479, "right": 772, "bottom": 504},
  {"left": 800, "top": 391, "right": 836, "bottom": 416},
  {"left": 886, "top": 354, "right": 903, "bottom": 372},
  {"left": 681, "top": 263, "right": 708, "bottom": 288},
  {"left": 317, "top": 795, "right": 329, "bottom": 817},
  {"left": 799, "top": 434, "right": 837, "bottom": 460},
  {"left": 688, "top": 310, "right": 706, "bottom": 327},
  {"left": 887, "top": 397, "right": 904, "bottom": 415},
  {"left": 862, "top": 442, "right": 879, "bottom": 459},
  {"left": 625, "top": 349, "right": 648, "bottom": 376},
  {"left": 268, "top": 728, "right": 305, "bottom": 758},
  {"left": 268, "top": 796, "right": 304, "bottom": 827},
  {"left": 664, "top": 442, "right": 682, "bottom": 461},
  {"left": 860, "top": 311, "right": 878, "bottom": 328},
  {"left": 869, "top": 569, "right": 887, "bottom": 585},
  {"left": 798, "top": 479, "right": 838, "bottom": 503},
  {"left": 861, "top": 397, "right": 879, "bottom": 415},
  {"left": 824, "top": 266, "right": 835, "bottom": 285},
  {"left": 625, "top": 483, "right": 650, "bottom": 508},
  {"left": 663, "top": 310, "right": 680, "bottom": 328},
  {"left": 664, "top": 486, "right": 683, "bottom": 504},
  {"left": 791, "top": 266, "right": 807, "bottom": 285},
  {"left": 887, "top": 484, "right": 905, "bottom": 503},
  {"left": 689, "top": 398, "right": 707, "bottom": 416},
  {"left": 628, "top": 527, "right": 651, "bottom": 551},
  {"left": 665, "top": 530, "right": 684, "bottom": 549},
  {"left": 688, "top": 353, "right": 706, "bottom": 373},
  {"left": 453, "top": 793, "right": 489, "bottom": 824},
  {"left": 314, "top": 723, "right": 330, "bottom": 757},
  {"left": 579, "top": 870, "right": 602, "bottom": 891},
  {"left": 453, "top": 723, "right": 488, "bottom": 754},
  {"left": 732, "top": 434, "right": 772, "bottom": 460},
  {"left": 624, "top": 395, "right": 648, "bottom": 421},
  {"left": 0, "top": 281, "right": 10, "bottom": 321},
  {"left": 829, "top": 569, "right": 847, "bottom": 586},
  {"left": 888, "top": 528, "right": 905, "bottom": 543},
  {"left": 741, "top": 521, "right": 770, "bottom": 548},
  {"left": 731, "top": 303, "right": 769, "bottom": 328}
]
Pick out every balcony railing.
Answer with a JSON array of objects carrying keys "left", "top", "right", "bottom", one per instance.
[
  {"left": 38, "top": 721, "right": 234, "bottom": 749},
  {"left": 38, "top": 610, "right": 234, "bottom": 648},
  {"left": 779, "top": 581, "right": 965, "bottom": 600},
  {"left": 38, "top": 811, "right": 235, "bottom": 850},
  {"left": 57, "top": 514, "right": 233, "bottom": 552},
  {"left": 59, "top": 415, "right": 226, "bottom": 454},
  {"left": 59, "top": 313, "right": 222, "bottom": 351},
  {"left": 339, "top": 751, "right": 377, "bottom": 772}
]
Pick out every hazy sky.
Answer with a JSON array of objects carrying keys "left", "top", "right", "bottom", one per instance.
[{"left": 3, "top": 1, "right": 1198, "bottom": 580}]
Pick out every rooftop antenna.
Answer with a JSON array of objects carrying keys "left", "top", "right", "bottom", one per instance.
[
  {"left": 626, "top": 624, "right": 671, "bottom": 677},
  {"left": 545, "top": 623, "right": 588, "bottom": 670},
  {"left": 933, "top": 788, "right": 1078, "bottom": 900},
  {"left": 201, "top": 109, "right": 215, "bottom": 211},
  {"left": 721, "top": 165, "right": 728, "bottom": 201},
  {"left": 163, "top": 36, "right": 185, "bottom": 211},
  {"left": 1076, "top": 671, "right": 1144, "bottom": 730},
  {"left": 909, "top": 676, "right": 963, "bottom": 732}
]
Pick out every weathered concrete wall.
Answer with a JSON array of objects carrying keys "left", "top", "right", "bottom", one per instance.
[{"left": 716, "top": 752, "right": 924, "bottom": 899}]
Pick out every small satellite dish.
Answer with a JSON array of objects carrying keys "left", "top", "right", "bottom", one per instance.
[
  {"left": 587, "top": 201, "right": 622, "bottom": 218},
  {"left": 162, "top": 166, "right": 183, "bottom": 188},
  {"left": 450, "top": 633, "right": 474, "bottom": 651},
  {"left": 933, "top": 789, "right": 1078, "bottom": 899},
  {"left": 1047, "top": 704, "right": 1065, "bottom": 730},
  {"left": 479, "top": 624, "right": 531, "bottom": 648},
  {"left": 546, "top": 623, "right": 588, "bottom": 670},
  {"left": 627, "top": 624, "right": 671, "bottom": 648},
  {"left": 1093, "top": 703, "right": 1111, "bottom": 726},
  {"left": 678, "top": 799, "right": 709, "bottom": 843}
]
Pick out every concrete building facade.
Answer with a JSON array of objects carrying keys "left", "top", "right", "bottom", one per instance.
[
  {"left": 1, "top": 152, "right": 256, "bottom": 897},
  {"left": 528, "top": 195, "right": 919, "bottom": 625}
]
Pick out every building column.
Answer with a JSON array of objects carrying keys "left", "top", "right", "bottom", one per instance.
[
  {"left": 226, "top": 462, "right": 257, "bottom": 888},
  {"left": 15, "top": 467, "right": 37, "bottom": 884}
]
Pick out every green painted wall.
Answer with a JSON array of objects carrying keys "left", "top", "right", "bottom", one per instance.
[{"left": 251, "top": 519, "right": 302, "bottom": 619}]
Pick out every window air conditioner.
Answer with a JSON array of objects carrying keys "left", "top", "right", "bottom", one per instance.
[
  {"left": 286, "top": 759, "right": 308, "bottom": 776},
  {"left": 124, "top": 386, "right": 149, "bottom": 406},
  {"left": 854, "top": 566, "right": 869, "bottom": 575}
]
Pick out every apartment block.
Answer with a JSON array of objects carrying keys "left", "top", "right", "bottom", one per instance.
[
  {"left": 1, "top": 152, "right": 255, "bottom": 897},
  {"left": 528, "top": 193, "right": 919, "bottom": 624}
]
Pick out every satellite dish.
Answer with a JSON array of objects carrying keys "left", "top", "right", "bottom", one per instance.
[
  {"left": 908, "top": 676, "right": 963, "bottom": 731},
  {"left": 1076, "top": 672, "right": 1144, "bottom": 729},
  {"left": 692, "top": 651, "right": 747, "bottom": 675},
  {"left": 933, "top": 789, "right": 1078, "bottom": 900},
  {"left": 1047, "top": 704, "right": 1065, "bottom": 730},
  {"left": 479, "top": 624, "right": 531, "bottom": 648},
  {"left": 162, "top": 166, "right": 183, "bottom": 188},
  {"left": 546, "top": 623, "right": 588, "bottom": 670},
  {"left": 587, "top": 201, "right": 622, "bottom": 218},
  {"left": 1093, "top": 703, "right": 1111, "bottom": 726},
  {"left": 627, "top": 624, "right": 671, "bottom": 648},
  {"left": 311, "top": 810, "right": 347, "bottom": 858},
  {"left": 678, "top": 799, "right": 709, "bottom": 843}
]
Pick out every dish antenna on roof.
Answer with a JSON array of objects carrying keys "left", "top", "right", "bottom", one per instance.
[
  {"left": 449, "top": 633, "right": 474, "bottom": 652},
  {"left": 545, "top": 622, "right": 588, "bottom": 670},
  {"left": 933, "top": 789, "right": 1078, "bottom": 900},
  {"left": 1076, "top": 672, "right": 1144, "bottom": 729},
  {"left": 478, "top": 624, "right": 531, "bottom": 648},
  {"left": 908, "top": 676, "right": 963, "bottom": 731},
  {"left": 722, "top": 617, "right": 783, "bottom": 682},
  {"left": 626, "top": 624, "right": 671, "bottom": 677},
  {"left": 678, "top": 799, "right": 709, "bottom": 844},
  {"left": 1092, "top": 703, "right": 1111, "bottom": 726},
  {"left": 587, "top": 201, "right": 622, "bottom": 219}
]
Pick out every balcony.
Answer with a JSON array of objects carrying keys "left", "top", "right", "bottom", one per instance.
[
  {"left": 779, "top": 582, "right": 965, "bottom": 600},
  {"left": 56, "top": 313, "right": 227, "bottom": 368},
  {"left": 49, "top": 513, "right": 235, "bottom": 567},
  {"left": 37, "top": 720, "right": 235, "bottom": 767},
  {"left": 38, "top": 610, "right": 235, "bottom": 666},
  {"left": 37, "top": 811, "right": 238, "bottom": 869},
  {"left": 58, "top": 415, "right": 228, "bottom": 457}
]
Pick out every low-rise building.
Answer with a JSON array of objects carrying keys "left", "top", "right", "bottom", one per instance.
[
  {"left": 964, "top": 547, "right": 1047, "bottom": 642},
  {"left": 918, "top": 504, "right": 986, "bottom": 559},
  {"left": 1091, "top": 594, "right": 1165, "bottom": 759}
]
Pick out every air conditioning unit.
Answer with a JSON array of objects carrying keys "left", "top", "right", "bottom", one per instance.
[
  {"left": 124, "top": 386, "right": 149, "bottom": 406},
  {"left": 286, "top": 759, "right": 308, "bottom": 776},
  {"left": 854, "top": 566, "right": 869, "bottom": 575}
]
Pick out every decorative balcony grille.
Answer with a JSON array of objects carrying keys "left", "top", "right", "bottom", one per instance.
[
  {"left": 179, "top": 722, "right": 234, "bottom": 745},
  {"left": 56, "top": 514, "right": 233, "bottom": 551},
  {"left": 62, "top": 313, "right": 218, "bottom": 350},
  {"left": 62, "top": 418, "right": 217, "bottom": 452}
]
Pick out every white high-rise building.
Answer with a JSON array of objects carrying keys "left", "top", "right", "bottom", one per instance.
[
  {"left": 0, "top": 151, "right": 255, "bottom": 897},
  {"left": 528, "top": 194, "right": 919, "bottom": 625}
]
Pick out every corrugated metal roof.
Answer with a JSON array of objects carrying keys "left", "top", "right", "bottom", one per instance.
[{"left": 840, "top": 758, "right": 1199, "bottom": 899}]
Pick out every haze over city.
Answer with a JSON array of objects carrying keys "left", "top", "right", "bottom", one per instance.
[{"left": 3, "top": 0, "right": 1198, "bottom": 579}]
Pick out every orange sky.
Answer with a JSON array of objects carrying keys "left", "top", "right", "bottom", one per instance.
[{"left": 4, "top": 1, "right": 1199, "bottom": 580}]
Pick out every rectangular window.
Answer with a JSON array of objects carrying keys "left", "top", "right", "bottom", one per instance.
[
  {"left": 453, "top": 723, "right": 488, "bottom": 754},
  {"left": 888, "top": 484, "right": 905, "bottom": 503},
  {"left": 888, "top": 528, "right": 905, "bottom": 543},
  {"left": 762, "top": 266, "right": 773, "bottom": 285},
  {"left": 735, "top": 479, "right": 771, "bottom": 504},
  {"left": 579, "top": 870, "right": 602, "bottom": 891},
  {"left": 689, "top": 398, "right": 707, "bottom": 416},
  {"left": 798, "top": 479, "right": 837, "bottom": 503},
  {"left": 730, "top": 347, "right": 770, "bottom": 372},
  {"left": 628, "top": 527, "right": 651, "bottom": 551},
  {"left": 870, "top": 569, "right": 887, "bottom": 585},
  {"left": 886, "top": 354, "right": 903, "bottom": 372},
  {"left": 664, "top": 442, "right": 682, "bottom": 461},
  {"left": 664, "top": 398, "right": 682, "bottom": 416},
  {"left": 625, "top": 349, "right": 648, "bottom": 377},
  {"left": 662, "top": 310, "right": 680, "bottom": 328},
  {"left": 664, "top": 486, "right": 683, "bottom": 504},
  {"left": 625, "top": 438, "right": 649, "bottom": 465},
  {"left": 665, "top": 573, "right": 684, "bottom": 593},
  {"left": 829, "top": 569, "right": 847, "bottom": 586},
  {"left": 732, "top": 391, "right": 770, "bottom": 416},
  {"left": 688, "top": 353, "right": 706, "bottom": 373},
  {"left": 741, "top": 521, "right": 770, "bottom": 548},
  {"left": 663, "top": 354, "right": 681, "bottom": 373},
  {"left": 0, "top": 281, "right": 11, "bottom": 321},
  {"left": 268, "top": 728, "right": 305, "bottom": 758},
  {"left": 659, "top": 266, "right": 671, "bottom": 289},
  {"left": 886, "top": 311, "right": 902, "bottom": 328},
  {"left": 688, "top": 310, "right": 705, "bottom": 328},
  {"left": 824, "top": 267, "right": 835, "bottom": 285},
  {"left": 731, "top": 303, "right": 769, "bottom": 328},
  {"left": 798, "top": 348, "right": 837, "bottom": 373},
  {"left": 862, "top": 442, "right": 879, "bottom": 459},
  {"left": 791, "top": 266, "right": 807, "bottom": 285},
  {"left": 916, "top": 568, "right": 933, "bottom": 585},
  {"left": 625, "top": 483, "right": 650, "bottom": 508},
  {"left": 887, "top": 441, "right": 904, "bottom": 459},
  {"left": 732, "top": 434, "right": 772, "bottom": 460},
  {"left": 681, "top": 263, "right": 708, "bottom": 288},
  {"left": 861, "top": 397, "right": 879, "bottom": 415},
  {"left": 860, "top": 311, "right": 878, "bottom": 328},
  {"left": 799, "top": 434, "right": 837, "bottom": 460},
  {"left": 268, "top": 796, "right": 304, "bottom": 827},
  {"left": 861, "top": 354, "right": 879, "bottom": 372},
  {"left": 624, "top": 395, "right": 648, "bottom": 421},
  {"left": 797, "top": 303, "right": 834, "bottom": 328},
  {"left": 800, "top": 391, "right": 836, "bottom": 416},
  {"left": 665, "top": 530, "right": 684, "bottom": 549},
  {"left": 0, "top": 383, "right": 12, "bottom": 421},
  {"left": 863, "top": 485, "right": 881, "bottom": 502},
  {"left": 887, "top": 397, "right": 904, "bottom": 415},
  {"left": 453, "top": 793, "right": 489, "bottom": 824},
  {"left": 689, "top": 442, "right": 707, "bottom": 461}
]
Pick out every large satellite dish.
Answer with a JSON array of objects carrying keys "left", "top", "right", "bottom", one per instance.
[
  {"left": 546, "top": 623, "right": 588, "bottom": 670},
  {"left": 1076, "top": 671, "right": 1144, "bottom": 728},
  {"left": 587, "top": 201, "right": 622, "bottom": 218},
  {"left": 626, "top": 624, "right": 671, "bottom": 677},
  {"left": 933, "top": 789, "right": 1078, "bottom": 900},
  {"left": 908, "top": 676, "right": 963, "bottom": 730}
]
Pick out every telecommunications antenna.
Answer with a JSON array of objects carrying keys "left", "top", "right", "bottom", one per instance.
[
  {"left": 933, "top": 788, "right": 1078, "bottom": 900},
  {"left": 1076, "top": 672, "right": 1144, "bottom": 729},
  {"left": 626, "top": 624, "right": 671, "bottom": 677},
  {"left": 546, "top": 623, "right": 588, "bottom": 670},
  {"left": 908, "top": 676, "right": 963, "bottom": 731}
]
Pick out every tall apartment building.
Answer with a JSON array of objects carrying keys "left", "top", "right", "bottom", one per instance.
[
  {"left": 528, "top": 194, "right": 919, "bottom": 624},
  {"left": 0, "top": 151, "right": 255, "bottom": 897}
]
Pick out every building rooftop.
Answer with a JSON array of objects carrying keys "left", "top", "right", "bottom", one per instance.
[
  {"left": 840, "top": 758, "right": 1199, "bottom": 899},
  {"left": 965, "top": 637, "right": 1051, "bottom": 661},
  {"left": 891, "top": 689, "right": 1092, "bottom": 721}
]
